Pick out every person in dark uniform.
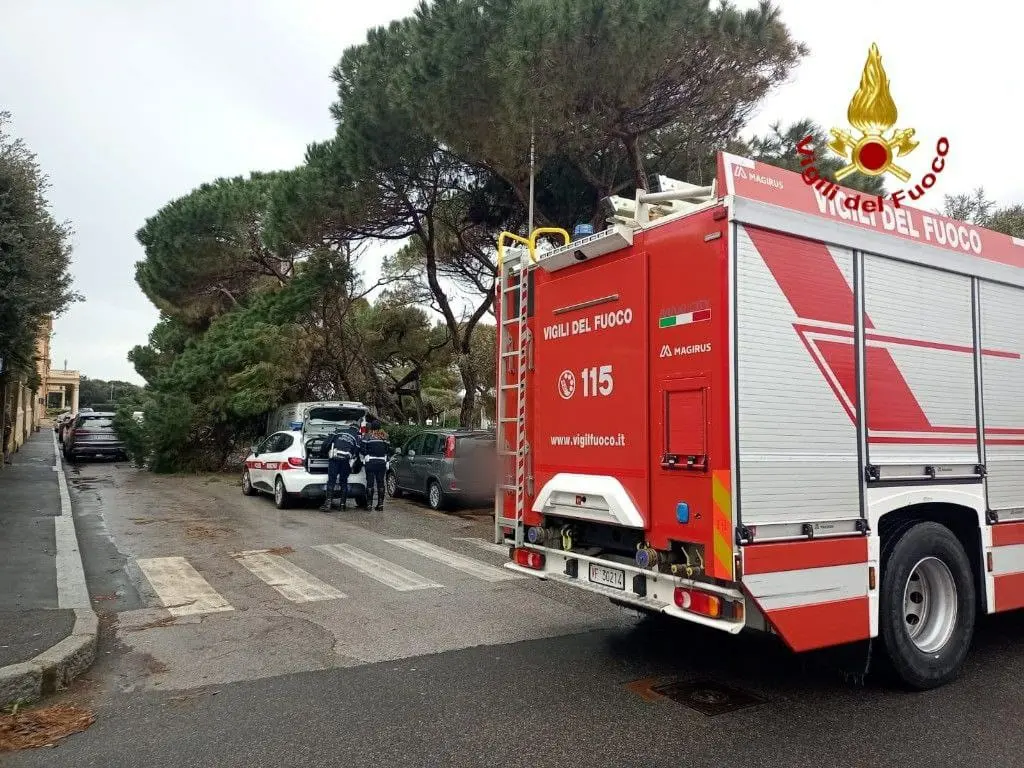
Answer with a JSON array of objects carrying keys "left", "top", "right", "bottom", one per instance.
[
  {"left": 320, "top": 425, "right": 360, "bottom": 512},
  {"left": 361, "top": 419, "right": 391, "bottom": 511}
]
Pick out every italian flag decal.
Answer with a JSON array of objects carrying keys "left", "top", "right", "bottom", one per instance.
[{"left": 659, "top": 308, "right": 711, "bottom": 328}]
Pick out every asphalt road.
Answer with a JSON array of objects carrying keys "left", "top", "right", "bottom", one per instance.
[{"left": 6, "top": 459, "right": 1023, "bottom": 767}]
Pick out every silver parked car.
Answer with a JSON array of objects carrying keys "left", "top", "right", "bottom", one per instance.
[{"left": 386, "top": 429, "right": 495, "bottom": 510}]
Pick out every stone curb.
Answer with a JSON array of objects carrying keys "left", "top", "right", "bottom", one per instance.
[
  {"left": 0, "top": 433, "right": 98, "bottom": 709},
  {"left": 0, "top": 608, "right": 98, "bottom": 708}
]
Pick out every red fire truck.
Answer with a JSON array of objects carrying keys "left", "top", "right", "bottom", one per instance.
[{"left": 493, "top": 151, "right": 1024, "bottom": 689}]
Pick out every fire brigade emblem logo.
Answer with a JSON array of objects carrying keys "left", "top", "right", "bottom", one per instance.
[
  {"left": 827, "top": 43, "right": 919, "bottom": 183},
  {"left": 557, "top": 370, "right": 576, "bottom": 400}
]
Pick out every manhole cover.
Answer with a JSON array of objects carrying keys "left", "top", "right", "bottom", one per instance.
[{"left": 649, "top": 679, "right": 766, "bottom": 716}]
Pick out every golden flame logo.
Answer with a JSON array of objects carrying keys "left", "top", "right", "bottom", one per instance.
[{"left": 828, "top": 44, "right": 919, "bottom": 182}]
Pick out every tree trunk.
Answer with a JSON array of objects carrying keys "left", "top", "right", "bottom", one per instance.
[
  {"left": 413, "top": 392, "right": 424, "bottom": 425},
  {"left": 623, "top": 134, "right": 648, "bottom": 192},
  {"left": 458, "top": 358, "right": 478, "bottom": 428}
]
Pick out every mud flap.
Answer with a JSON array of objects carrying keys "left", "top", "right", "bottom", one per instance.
[{"left": 800, "top": 638, "right": 875, "bottom": 686}]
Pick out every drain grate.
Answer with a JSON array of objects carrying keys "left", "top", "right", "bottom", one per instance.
[{"left": 648, "top": 678, "right": 766, "bottom": 715}]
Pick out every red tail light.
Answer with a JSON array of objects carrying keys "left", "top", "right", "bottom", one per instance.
[
  {"left": 279, "top": 457, "right": 304, "bottom": 471},
  {"left": 673, "top": 588, "right": 721, "bottom": 618},
  {"left": 360, "top": 423, "right": 367, "bottom": 435},
  {"left": 444, "top": 435, "right": 456, "bottom": 458},
  {"left": 514, "top": 548, "right": 545, "bottom": 570}
]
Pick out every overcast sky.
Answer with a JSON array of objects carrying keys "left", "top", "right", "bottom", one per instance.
[{"left": 1, "top": 0, "right": 1019, "bottom": 385}]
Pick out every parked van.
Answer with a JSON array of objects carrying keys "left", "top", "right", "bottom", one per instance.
[{"left": 265, "top": 401, "right": 370, "bottom": 436}]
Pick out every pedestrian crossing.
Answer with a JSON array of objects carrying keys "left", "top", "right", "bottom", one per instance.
[
  {"left": 136, "top": 556, "right": 235, "bottom": 617},
  {"left": 387, "top": 538, "right": 520, "bottom": 582},
  {"left": 136, "top": 536, "right": 523, "bottom": 617},
  {"left": 313, "top": 543, "right": 442, "bottom": 592},
  {"left": 233, "top": 550, "right": 347, "bottom": 603}
]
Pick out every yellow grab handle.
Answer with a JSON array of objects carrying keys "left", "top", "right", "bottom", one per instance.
[
  {"left": 497, "top": 231, "right": 533, "bottom": 272},
  {"left": 529, "top": 227, "right": 570, "bottom": 251}
]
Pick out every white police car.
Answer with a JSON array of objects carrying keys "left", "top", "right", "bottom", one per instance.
[{"left": 241, "top": 426, "right": 368, "bottom": 510}]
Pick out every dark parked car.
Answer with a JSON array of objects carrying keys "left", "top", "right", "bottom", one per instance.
[
  {"left": 62, "top": 412, "right": 127, "bottom": 461},
  {"left": 386, "top": 429, "right": 495, "bottom": 510}
]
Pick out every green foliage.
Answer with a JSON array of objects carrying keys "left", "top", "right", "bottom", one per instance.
[
  {"left": 401, "top": 0, "right": 806, "bottom": 198},
  {"left": 742, "top": 118, "right": 886, "bottom": 195},
  {"left": 78, "top": 375, "right": 144, "bottom": 407},
  {"left": 113, "top": 404, "right": 150, "bottom": 468},
  {"left": 129, "top": 265, "right": 325, "bottom": 471},
  {"left": 128, "top": 314, "right": 197, "bottom": 385},
  {"left": 135, "top": 173, "right": 291, "bottom": 329},
  {"left": 943, "top": 188, "right": 1024, "bottom": 238},
  {"left": 0, "top": 111, "right": 79, "bottom": 376},
  {"left": 381, "top": 422, "right": 424, "bottom": 450}
]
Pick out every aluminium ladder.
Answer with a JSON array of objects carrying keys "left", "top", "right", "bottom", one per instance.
[
  {"left": 493, "top": 228, "right": 571, "bottom": 547},
  {"left": 493, "top": 236, "right": 531, "bottom": 547}
]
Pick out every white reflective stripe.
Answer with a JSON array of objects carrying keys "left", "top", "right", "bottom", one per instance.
[
  {"left": 742, "top": 562, "right": 868, "bottom": 611},
  {"left": 232, "top": 550, "right": 346, "bottom": 602},
  {"left": 455, "top": 537, "right": 512, "bottom": 557},
  {"left": 991, "top": 543, "right": 1024, "bottom": 576},
  {"left": 314, "top": 543, "right": 441, "bottom": 591},
  {"left": 137, "top": 556, "right": 234, "bottom": 616},
  {"left": 385, "top": 539, "right": 523, "bottom": 582}
]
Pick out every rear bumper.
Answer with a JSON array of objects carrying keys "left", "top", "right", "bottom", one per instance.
[
  {"left": 68, "top": 444, "right": 126, "bottom": 456},
  {"left": 503, "top": 544, "right": 747, "bottom": 635},
  {"left": 295, "top": 480, "right": 367, "bottom": 498},
  {"left": 284, "top": 467, "right": 367, "bottom": 496}
]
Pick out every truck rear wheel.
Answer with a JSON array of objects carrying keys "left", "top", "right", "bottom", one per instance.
[{"left": 879, "top": 521, "right": 975, "bottom": 690}]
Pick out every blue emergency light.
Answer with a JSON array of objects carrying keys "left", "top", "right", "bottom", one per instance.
[
  {"left": 289, "top": 420, "right": 302, "bottom": 430},
  {"left": 676, "top": 502, "right": 690, "bottom": 524},
  {"left": 572, "top": 223, "right": 594, "bottom": 240}
]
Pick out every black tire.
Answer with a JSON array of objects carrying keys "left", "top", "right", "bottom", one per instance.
[
  {"left": 273, "top": 476, "right": 292, "bottom": 509},
  {"left": 355, "top": 494, "right": 369, "bottom": 510},
  {"left": 241, "top": 468, "right": 257, "bottom": 496},
  {"left": 879, "top": 521, "right": 976, "bottom": 690},
  {"left": 385, "top": 471, "right": 402, "bottom": 498},
  {"left": 427, "top": 479, "right": 448, "bottom": 511}
]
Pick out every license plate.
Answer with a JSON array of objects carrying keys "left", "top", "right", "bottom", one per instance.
[{"left": 589, "top": 563, "right": 625, "bottom": 590}]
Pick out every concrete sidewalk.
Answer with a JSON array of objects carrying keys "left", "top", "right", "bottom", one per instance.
[{"left": 0, "top": 427, "right": 97, "bottom": 706}]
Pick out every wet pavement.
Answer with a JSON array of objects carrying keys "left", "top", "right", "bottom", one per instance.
[
  {"left": 4, "top": 457, "right": 1023, "bottom": 766},
  {"left": 0, "top": 429, "right": 74, "bottom": 666},
  {"left": 49, "top": 459, "right": 628, "bottom": 696}
]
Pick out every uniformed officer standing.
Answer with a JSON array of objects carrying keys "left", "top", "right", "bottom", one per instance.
[
  {"left": 361, "top": 419, "right": 391, "bottom": 511},
  {"left": 320, "top": 424, "right": 361, "bottom": 512}
]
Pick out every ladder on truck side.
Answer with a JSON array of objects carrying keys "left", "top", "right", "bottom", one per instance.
[{"left": 493, "top": 228, "right": 570, "bottom": 546}]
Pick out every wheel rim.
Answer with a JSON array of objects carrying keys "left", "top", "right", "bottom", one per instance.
[
  {"left": 429, "top": 483, "right": 440, "bottom": 508},
  {"left": 386, "top": 474, "right": 396, "bottom": 496},
  {"left": 275, "top": 480, "right": 283, "bottom": 505},
  {"left": 903, "top": 556, "right": 958, "bottom": 653}
]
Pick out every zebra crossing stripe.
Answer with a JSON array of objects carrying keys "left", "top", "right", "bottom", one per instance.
[
  {"left": 314, "top": 543, "right": 442, "bottom": 592},
  {"left": 386, "top": 538, "right": 523, "bottom": 582},
  {"left": 136, "top": 556, "right": 234, "bottom": 616},
  {"left": 454, "top": 537, "right": 513, "bottom": 557},
  {"left": 232, "top": 550, "right": 346, "bottom": 602}
]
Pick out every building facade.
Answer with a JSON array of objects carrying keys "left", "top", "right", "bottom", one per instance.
[{"left": 1, "top": 315, "right": 79, "bottom": 459}]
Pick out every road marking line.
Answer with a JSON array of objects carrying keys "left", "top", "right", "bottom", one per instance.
[
  {"left": 454, "top": 537, "right": 512, "bottom": 557},
  {"left": 232, "top": 550, "right": 346, "bottom": 602},
  {"left": 136, "top": 556, "right": 234, "bottom": 616},
  {"left": 385, "top": 539, "right": 523, "bottom": 582},
  {"left": 314, "top": 543, "right": 442, "bottom": 592},
  {"left": 52, "top": 431, "right": 92, "bottom": 610}
]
